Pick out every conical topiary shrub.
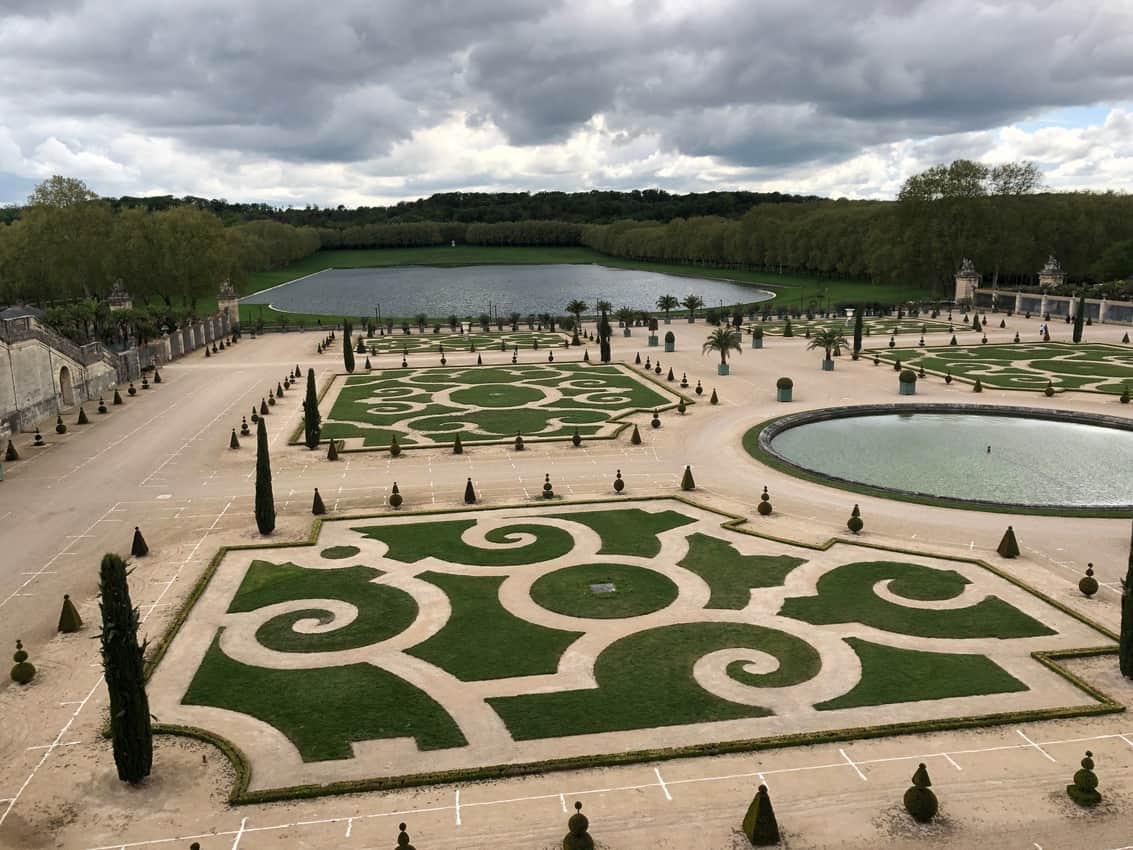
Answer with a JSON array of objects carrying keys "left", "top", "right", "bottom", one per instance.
[
  {"left": 153, "top": 369, "right": 161, "bottom": 384},
  {"left": 666, "top": 367, "right": 675, "bottom": 382},
  {"left": 677, "top": 398, "right": 687, "bottom": 414},
  {"left": 741, "top": 784, "right": 780, "bottom": 846},
  {"left": 614, "top": 469, "right": 624, "bottom": 493},
  {"left": 630, "top": 424, "right": 642, "bottom": 444},
  {"left": 464, "top": 477, "right": 476, "bottom": 504},
  {"left": 395, "top": 822, "right": 416, "bottom": 850},
  {"left": 680, "top": 465, "right": 695, "bottom": 491},
  {"left": 327, "top": 438, "right": 339, "bottom": 461},
  {"left": 5, "top": 439, "right": 18, "bottom": 461},
  {"left": 758, "top": 486, "right": 772, "bottom": 516},
  {"left": 77, "top": 407, "right": 89, "bottom": 425},
  {"left": 973, "top": 377, "right": 982, "bottom": 392},
  {"left": 58, "top": 594, "right": 83, "bottom": 632},
  {"left": 1079, "top": 563, "right": 1099, "bottom": 597},
  {"left": 997, "top": 525, "right": 1020, "bottom": 558},
  {"left": 543, "top": 474, "right": 554, "bottom": 499},
  {"left": 389, "top": 482, "right": 403, "bottom": 509},
  {"left": 131, "top": 526, "right": 149, "bottom": 557},
  {"left": 10, "top": 640, "right": 35, "bottom": 684},
  {"left": 113, "top": 389, "right": 123, "bottom": 405},
  {"left": 230, "top": 429, "right": 240, "bottom": 449},
  {"left": 453, "top": 433, "right": 464, "bottom": 454},
  {"left": 903, "top": 763, "right": 938, "bottom": 822},
  {"left": 276, "top": 382, "right": 284, "bottom": 398},
  {"left": 312, "top": 488, "right": 326, "bottom": 515},
  {"left": 571, "top": 427, "right": 581, "bottom": 447},
  {"left": 1121, "top": 385, "right": 1130, "bottom": 404},
  {"left": 847, "top": 504, "right": 863, "bottom": 534},
  {"left": 1067, "top": 751, "right": 1101, "bottom": 807},
  {"left": 389, "top": 435, "right": 401, "bottom": 458},
  {"left": 260, "top": 398, "right": 269, "bottom": 415},
  {"left": 709, "top": 388, "right": 719, "bottom": 404},
  {"left": 563, "top": 801, "right": 594, "bottom": 850}
]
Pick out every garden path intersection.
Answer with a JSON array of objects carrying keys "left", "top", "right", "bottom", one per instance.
[{"left": 1, "top": 313, "right": 1133, "bottom": 849}]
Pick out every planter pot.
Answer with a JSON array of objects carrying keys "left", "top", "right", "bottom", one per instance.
[
  {"left": 899, "top": 382, "right": 916, "bottom": 395},
  {"left": 777, "top": 387, "right": 792, "bottom": 402},
  {"left": 821, "top": 359, "right": 834, "bottom": 371},
  {"left": 752, "top": 337, "right": 763, "bottom": 349},
  {"left": 648, "top": 335, "right": 659, "bottom": 347},
  {"left": 717, "top": 363, "right": 730, "bottom": 376},
  {"left": 623, "top": 328, "right": 631, "bottom": 337},
  {"left": 664, "top": 341, "right": 675, "bottom": 353}
]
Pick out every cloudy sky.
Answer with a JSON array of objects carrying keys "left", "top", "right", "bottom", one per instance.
[{"left": 0, "top": 0, "right": 1130, "bottom": 207}]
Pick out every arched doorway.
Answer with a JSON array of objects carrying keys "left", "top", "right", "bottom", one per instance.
[{"left": 59, "top": 365, "right": 74, "bottom": 408}]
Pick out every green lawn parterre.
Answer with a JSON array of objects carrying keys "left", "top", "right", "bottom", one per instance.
[
  {"left": 168, "top": 500, "right": 1112, "bottom": 797},
  {"left": 870, "top": 342, "right": 1133, "bottom": 394},
  {"left": 359, "top": 329, "right": 572, "bottom": 353},
  {"left": 310, "top": 362, "right": 682, "bottom": 450}
]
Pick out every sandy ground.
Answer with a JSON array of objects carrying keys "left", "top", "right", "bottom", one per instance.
[{"left": 1, "top": 315, "right": 1133, "bottom": 850}]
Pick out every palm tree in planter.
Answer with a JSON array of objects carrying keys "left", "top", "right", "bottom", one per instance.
[
  {"left": 566, "top": 299, "right": 588, "bottom": 331},
  {"left": 682, "top": 294, "right": 704, "bottom": 323},
  {"left": 657, "top": 294, "right": 679, "bottom": 324},
  {"left": 616, "top": 306, "right": 635, "bottom": 336},
  {"left": 702, "top": 326, "right": 742, "bottom": 376},
  {"left": 808, "top": 327, "right": 848, "bottom": 371}
]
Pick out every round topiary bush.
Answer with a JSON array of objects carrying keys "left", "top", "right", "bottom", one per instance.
[
  {"left": 847, "top": 504, "right": 863, "bottom": 534},
  {"left": 665, "top": 330, "right": 675, "bottom": 343},
  {"left": 613, "top": 469, "right": 624, "bottom": 493},
  {"left": 651, "top": 411, "right": 661, "bottom": 429},
  {"left": 10, "top": 640, "right": 35, "bottom": 685},
  {"left": 903, "top": 763, "right": 938, "bottom": 822},
  {"left": 389, "top": 436, "right": 401, "bottom": 457},
  {"left": 757, "top": 486, "right": 772, "bottom": 516},
  {"left": 899, "top": 369, "right": 916, "bottom": 384},
  {"left": 776, "top": 377, "right": 793, "bottom": 389},
  {"left": 389, "top": 482, "right": 403, "bottom": 509},
  {"left": 1067, "top": 751, "right": 1101, "bottom": 807},
  {"left": 1079, "top": 564, "right": 1099, "bottom": 597}
]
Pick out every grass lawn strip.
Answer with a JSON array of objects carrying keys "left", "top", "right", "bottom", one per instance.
[
  {"left": 678, "top": 533, "right": 806, "bottom": 609},
  {"left": 182, "top": 630, "right": 467, "bottom": 761},
  {"left": 779, "top": 561, "right": 1055, "bottom": 639},
  {"left": 354, "top": 518, "right": 576, "bottom": 565},
  {"left": 547, "top": 508, "right": 697, "bottom": 557},
  {"left": 407, "top": 572, "right": 582, "bottom": 681},
  {"left": 815, "top": 637, "right": 1029, "bottom": 710},
  {"left": 488, "top": 622, "right": 822, "bottom": 740}
]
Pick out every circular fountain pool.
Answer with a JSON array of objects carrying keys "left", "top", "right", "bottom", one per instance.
[{"left": 747, "top": 404, "right": 1133, "bottom": 513}]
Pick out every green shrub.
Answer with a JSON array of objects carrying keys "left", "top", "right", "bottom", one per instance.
[
  {"left": 1067, "top": 751, "right": 1101, "bottom": 807},
  {"left": 677, "top": 398, "right": 687, "bottom": 414},
  {"left": 131, "top": 526, "right": 149, "bottom": 558},
  {"left": 847, "top": 505, "right": 863, "bottom": 534},
  {"left": 899, "top": 370, "right": 916, "bottom": 384},
  {"left": 312, "top": 488, "right": 326, "bottom": 515},
  {"left": 326, "top": 439, "right": 339, "bottom": 461},
  {"left": 389, "top": 435, "right": 401, "bottom": 457},
  {"left": 229, "top": 429, "right": 240, "bottom": 450},
  {"left": 542, "top": 474, "right": 554, "bottom": 499},
  {"left": 680, "top": 465, "right": 695, "bottom": 491},
  {"left": 613, "top": 470, "right": 624, "bottom": 493},
  {"left": 651, "top": 410, "right": 661, "bottom": 429},
  {"left": 903, "top": 763, "right": 938, "bottom": 822},
  {"left": 741, "top": 785, "right": 780, "bottom": 846},
  {"left": 1044, "top": 381, "right": 1054, "bottom": 397},
  {"left": 1079, "top": 564, "right": 1098, "bottom": 597},
  {"left": 5, "top": 440, "right": 18, "bottom": 461},
  {"left": 55, "top": 415, "right": 66, "bottom": 434},
  {"left": 396, "top": 823, "right": 416, "bottom": 850},
  {"left": 453, "top": 433, "right": 464, "bottom": 454},
  {"left": 76, "top": 407, "right": 89, "bottom": 425},
  {"left": 572, "top": 427, "right": 582, "bottom": 446},
  {"left": 949, "top": 335, "right": 957, "bottom": 345},
  {"left": 58, "top": 595, "right": 83, "bottom": 633},
  {"left": 630, "top": 424, "right": 642, "bottom": 444},
  {"left": 997, "top": 525, "right": 1020, "bottom": 558},
  {"left": 389, "top": 482, "right": 403, "bottom": 509},
  {"left": 757, "top": 486, "right": 772, "bottom": 516},
  {"left": 776, "top": 377, "right": 793, "bottom": 389},
  {"left": 563, "top": 801, "right": 593, "bottom": 850},
  {"left": 1121, "top": 385, "right": 1130, "bottom": 404},
  {"left": 464, "top": 477, "right": 476, "bottom": 504},
  {"left": 10, "top": 640, "right": 35, "bottom": 684},
  {"left": 710, "top": 388, "right": 719, "bottom": 404},
  {"left": 665, "top": 330, "right": 675, "bottom": 343},
  {"left": 515, "top": 433, "right": 525, "bottom": 450},
  {"left": 973, "top": 378, "right": 982, "bottom": 392}
]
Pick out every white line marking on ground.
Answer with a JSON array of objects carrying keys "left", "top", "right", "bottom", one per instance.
[
  {"left": 230, "top": 816, "right": 247, "bottom": 850},
  {"left": 1017, "top": 729, "right": 1057, "bottom": 763},
  {"left": 559, "top": 793, "right": 567, "bottom": 813},
  {"left": 455, "top": 789, "right": 461, "bottom": 825},
  {"left": 941, "top": 752, "right": 962, "bottom": 771},
  {"left": 840, "top": 748, "right": 867, "bottom": 781},
  {"left": 654, "top": 767, "right": 672, "bottom": 800},
  {"left": 345, "top": 817, "right": 353, "bottom": 838}
]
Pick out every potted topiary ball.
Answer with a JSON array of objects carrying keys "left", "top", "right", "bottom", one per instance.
[
  {"left": 664, "top": 330, "right": 675, "bottom": 353},
  {"left": 776, "top": 376, "right": 793, "bottom": 402},
  {"left": 898, "top": 369, "right": 917, "bottom": 395}
]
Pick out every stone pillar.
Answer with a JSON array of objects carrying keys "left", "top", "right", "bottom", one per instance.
[
  {"left": 216, "top": 279, "right": 240, "bottom": 329},
  {"left": 169, "top": 332, "right": 183, "bottom": 358},
  {"left": 1014, "top": 292, "right": 1023, "bottom": 314},
  {"left": 954, "top": 258, "right": 979, "bottom": 303},
  {"left": 205, "top": 318, "right": 216, "bottom": 343},
  {"left": 1099, "top": 297, "right": 1108, "bottom": 324},
  {"left": 1040, "top": 295, "right": 1049, "bottom": 318},
  {"left": 193, "top": 324, "right": 205, "bottom": 349}
]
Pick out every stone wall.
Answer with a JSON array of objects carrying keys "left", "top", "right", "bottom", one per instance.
[{"left": 972, "top": 289, "right": 1133, "bottom": 324}]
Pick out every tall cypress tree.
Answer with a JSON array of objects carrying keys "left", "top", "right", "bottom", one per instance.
[
  {"left": 302, "top": 368, "right": 321, "bottom": 450},
  {"left": 343, "top": 319, "right": 355, "bottom": 373},
  {"left": 852, "top": 306, "right": 864, "bottom": 355},
  {"left": 1072, "top": 293, "right": 1086, "bottom": 343},
  {"left": 98, "top": 553, "right": 152, "bottom": 783},
  {"left": 598, "top": 309, "right": 612, "bottom": 363},
  {"left": 255, "top": 417, "right": 276, "bottom": 534},
  {"left": 1121, "top": 522, "right": 1133, "bottom": 678}
]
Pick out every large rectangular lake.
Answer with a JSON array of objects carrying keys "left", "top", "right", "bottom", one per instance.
[{"left": 241, "top": 263, "right": 775, "bottom": 318}]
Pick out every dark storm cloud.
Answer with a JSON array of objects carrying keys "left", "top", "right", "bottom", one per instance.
[{"left": 0, "top": 0, "right": 1130, "bottom": 175}]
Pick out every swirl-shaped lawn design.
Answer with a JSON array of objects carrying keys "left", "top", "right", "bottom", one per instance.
[{"left": 314, "top": 363, "right": 680, "bottom": 449}]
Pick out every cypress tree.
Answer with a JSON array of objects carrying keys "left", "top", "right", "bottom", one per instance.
[
  {"left": 464, "top": 477, "right": 476, "bottom": 504},
  {"left": 255, "top": 417, "right": 276, "bottom": 534},
  {"left": 343, "top": 319, "right": 356, "bottom": 373},
  {"left": 997, "top": 525, "right": 1020, "bottom": 558},
  {"left": 58, "top": 594, "right": 83, "bottom": 632},
  {"left": 741, "top": 784, "right": 780, "bottom": 846},
  {"left": 1073, "top": 294, "right": 1086, "bottom": 343},
  {"left": 852, "top": 306, "right": 863, "bottom": 355},
  {"left": 131, "top": 526, "right": 149, "bottom": 557},
  {"left": 453, "top": 433, "right": 464, "bottom": 454},
  {"left": 598, "top": 309, "right": 612, "bottom": 363},
  {"left": 1120, "top": 522, "right": 1133, "bottom": 678},
  {"left": 312, "top": 488, "right": 326, "bottom": 515},
  {"left": 98, "top": 553, "right": 152, "bottom": 783},
  {"left": 303, "top": 368, "right": 321, "bottom": 449}
]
